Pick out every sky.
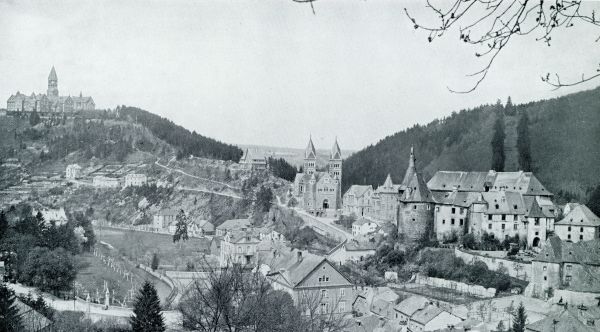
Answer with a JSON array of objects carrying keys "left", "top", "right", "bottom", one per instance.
[{"left": 1, "top": 0, "right": 599, "bottom": 151}]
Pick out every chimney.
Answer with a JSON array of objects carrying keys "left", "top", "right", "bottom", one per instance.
[{"left": 297, "top": 251, "right": 303, "bottom": 262}]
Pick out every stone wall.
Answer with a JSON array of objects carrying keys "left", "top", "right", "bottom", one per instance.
[
  {"left": 398, "top": 202, "right": 434, "bottom": 242},
  {"left": 414, "top": 274, "right": 496, "bottom": 298},
  {"left": 454, "top": 248, "right": 532, "bottom": 281},
  {"left": 550, "top": 289, "right": 600, "bottom": 307}
]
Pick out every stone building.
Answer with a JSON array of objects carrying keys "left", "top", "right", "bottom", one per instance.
[
  {"left": 554, "top": 204, "right": 600, "bottom": 243},
  {"left": 65, "top": 164, "right": 82, "bottom": 179},
  {"left": 6, "top": 66, "right": 95, "bottom": 113},
  {"left": 530, "top": 236, "right": 600, "bottom": 297},
  {"left": 92, "top": 175, "right": 120, "bottom": 188},
  {"left": 292, "top": 137, "right": 343, "bottom": 216},
  {"left": 370, "top": 174, "right": 402, "bottom": 223},
  {"left": 396, "top": 147, "right": 435, "bottom": 243},
  {"left": 219, "top": 229, "right": 261, "bottom": 267},
  {"left": 342, "top": 185, "right": 373, "bottom": 216},
  {"left": 124, "top": 173, "right": 147, "bottom": 187},
  {"left": 152, "top": 209, "right": 177, "bottom": 230}
]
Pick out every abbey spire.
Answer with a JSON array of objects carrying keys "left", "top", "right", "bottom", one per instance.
[{"left": 47, "top": 66, "right": 59, "bottom": 98}]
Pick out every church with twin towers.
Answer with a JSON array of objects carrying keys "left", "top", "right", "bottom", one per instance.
[{"left": 292, "top": 136, "right": 343, "bottom": 216}]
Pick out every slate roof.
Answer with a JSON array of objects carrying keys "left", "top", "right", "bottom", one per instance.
[
  {"left": 523, "top": 196, "right": 556, "bottom": 218},
  {"left": 353, "top": 218, "right": 374, "bottom": 227},
  {"left": 305, "top": 137, "right": 316, "bottom": 159},
  {"left": 48, "top": 66, "right": 57, "bottom": 81},
  {"left": 526, "top": 308, "right": 596, "bottom": 332},
  {"left": 345, "top": 185, "right": 373, "bottom": 198},
  {"left": 401, "top": 168, "right": 434, "bottom": 203},
  {"left": 411, "top": 305, "right": 444, "bottom": 325},
  {"left": 331, "top": 138, "right": 342, "bottom": 159},
  {"left": 394, "top": 295, "right": 430, "bottom": 316},
  {"left": 427, "top": 170, "right": 552, "bottom": 196},
  {"left": 216, "top": 218, "right": 251, "bottom": 231},
  {"left": 225, "top": 229, "right": 261, "bottom": 244},
  {"left": 376, "top": 174, "right": 402, "bottom": 194},
  {"left": 481, "top": 191, "right": 526, "bottom": 215},
  {"left": 267, "top": 249, "right": 352, "bottom": 288},
  {"left": 346, "top": 314, "right": 393, "bottom": 332},
  {"left": 534, "top": 237, "right": 600, "bottom": 273},
  {"left": 156, "top": 209, "right": 178, "bottom": 216},
  {"left": 433, "top": 191, "right": 482, "bottom": 208},
  {"left": 555, "top": 205, "right": 600, "bottom": 227}
]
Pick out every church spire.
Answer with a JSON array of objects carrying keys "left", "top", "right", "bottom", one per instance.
[
  {"left": 48, "top": 66, "right": 57, "bottom": 81},
  {"left": 330, "top": 136, "right": 342, "bottom": 160},
  {"left": 305, "top": 136, "right": 316, "bottom": 159}
]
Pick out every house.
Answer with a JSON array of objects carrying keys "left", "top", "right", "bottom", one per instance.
[
  {"left": 352, "top": 218, "right": 378, "bottom": 237},
  {"left": 352, "top": 286, "right": 397, "bottom": 317},
  {"left": 530, "top": 236, "right": 600, "bottom": 297},
  {"left": 370, "top": 289, "right": 400, "bottom": 320},
  {"left": 65, "top": 164, "right": 81, "bottom": 179},
  {"left": 92, "top": 176, "right": 120, "bottom": 188},
  {"left": 32, "top": 207, "right": 68, "bottom": 226},
  {"left": 219, "top": 230, "right": 261, "bottom": 267},
  {"left": 265, "top": 249, "right": 354, "bottom": 314},
  {"left": 345, "top": 314, "right": 395, "bottom": 332},
  {"left": 408, "top": 304, "right": 462, "bottom": 332},
  {"left": 153, "top": 209, "right": 178, "bottom": 230},
  {"left": 432, "top": 190, "right": 480, "bottom": 242},
  {"left": 393, "top": 295, "right": 430, "bottom": 324},
  {"left": 239, "top": 149, "right": 268, "bottom": 171},
  {"left": 342, "top": 185, "right": 374, "bottom": 217},
  {"left": 554, "top": 204, "right": 600, "bottom": 243},
  {"left": 292, "top": 137, "right": 343, "bottom": 216},
  {"left": 526, "top": 307, "right": 597, "bottom": 332},
  {"left": 328, "top": 239, "right": 377, "bottom": 264},
  {"left": 124, "top": 173, "right": 147, "bottom": 187},
  {"left": 215, "top": 218, "right": 252, "bottom": 236},
  {"left": 15, "top": 298, "right": 54, "bottom": 331},
  {"left": 368, "top": 174, "right": 402, "bottom": 223},
  {"left": 188, "top": 219, "right": 214, "bottom": 237}
]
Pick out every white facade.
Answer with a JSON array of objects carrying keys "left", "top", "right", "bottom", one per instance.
[
  {"left": 93, "top": 176, "right": 120, "bottom": 188},
  {"left": 124, "top": 173, "right": 147, "bottom": 187},
  {"left": 351, "top": 219, "right": 378, "bottom": 237},
  {"left": 555, "top": 224, "right": 599, "bottom": 243},
  {"left": 65, "top": 164, "right": 81, "bottom": 179}
]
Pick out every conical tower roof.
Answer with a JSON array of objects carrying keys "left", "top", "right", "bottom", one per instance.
[
  {"left": 400, "top": 146, "right": 416, "bottom": 187},
  {"left": 305, "top": 136, "right": 316, "bottom": 159},
  {"left": 526, "top": 197, "right": 546, "bottom": 218},
  {"left": 383, "top": 174, "right": 394, "bottom": 189},
  {"left": 330, "top": 137, "right": 342, "bottom": 160},
  {"left": 48, "top": 66, "right": 57, "bottom": 81}
]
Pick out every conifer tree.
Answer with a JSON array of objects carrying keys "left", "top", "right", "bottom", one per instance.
[
  {"left": 130, "top": 281, "right": 165, "bottom": 332},
  {"left": 151, "top": 253, "right": 159, "bottom": 271},
  {"left": 512, "top": 302, "right": 527, "bottom": 332},
  {"left": 517, "top": 110, "right": 532, "bottom": 172},
  {"left": 491, "top": 108, "right": 505, "bottom": 172},
  {"left": 588, "top": 184, "right": 600, "bottom": 218},
  {"left": 0, "top": 211, "right": 8, "bottom": 241},
  {"left": 0, "top": 283, "right": 23, "bottom": 331}
]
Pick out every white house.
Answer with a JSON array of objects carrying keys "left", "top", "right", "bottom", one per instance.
[
  {"left": 554, "top": 204, "right": 600, "bottom": 243},
  {"left": 124, "top": 173, "right": 147, "bottom": 187},
  {"left": 65, "top": 164, "right": 81, "bottom": 179},
  {"left": 153, "top": 209, "right": 178, "bottom": 230},
  {"left": 189, "top": 219, "right": 215, "bottom": 237},
  {"left": 408, "top": 305, "right": 463, "bottom": 331},
  {"left": 327, "top": 239, "right": 377, "bottom": 264},
  {"left": 32, "top": 207, "right": 68, "bottom": 226},
  {"left": 352, "top": 218, "right": 378, "bottom": 237},
  {"left": 93, "top": 176, "right": 120, "bottom": 188}
]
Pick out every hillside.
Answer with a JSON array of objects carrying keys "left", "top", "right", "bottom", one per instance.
[{"left": 343, "top": 87, "right": 600, "bottom": 203}]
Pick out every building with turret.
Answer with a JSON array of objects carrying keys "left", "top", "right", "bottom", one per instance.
[
  {"left": 292, "top": 137, "right": 343, "bottom": 216},
  {"left": 6, "top": 66, "right": 95, "bottom": 114}
]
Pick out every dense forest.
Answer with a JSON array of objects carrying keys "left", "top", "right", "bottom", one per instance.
[
  {"left": 117, "top": 106, "right": 243, "bottom": 162},
  {"left": 343, "top": 87, "right": 600, "bottom": 203}
]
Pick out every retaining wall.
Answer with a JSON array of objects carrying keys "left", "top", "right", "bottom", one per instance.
[
  {"left": 414, "top": 274, "right": 496, "bottom": 298},
  {"left": 454, "top": 248, "right": 532, "bottom": 281}
]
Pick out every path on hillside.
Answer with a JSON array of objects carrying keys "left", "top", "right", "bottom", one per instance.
[
  {"left": 276, "top": 196, "right": 351, "bottom": 242},
  {"left": 503, "top": 115, "right": 519, "bottom": 171},
  {"left": 155, "top": 157, "right": 241, "bottom": 191},
  {"left": 177, "top": 185, "right": 242, "bottom": 199}
]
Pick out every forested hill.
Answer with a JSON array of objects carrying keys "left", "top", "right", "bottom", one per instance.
[
  {"left": 118, "top": 106, "right": 243, "bottom": 162},
  {"left": 342, "top": 86, "right": 600, "bottom": 203}
]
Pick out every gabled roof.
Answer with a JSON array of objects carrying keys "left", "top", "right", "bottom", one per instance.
[
  {"left": 15, "top": 298, "right": 53, "bottom": 332},
  {"left": 427, "top": 170, "right": 552, "bottom": 196},
  {"left": 394, "top": 295, "right": 429, "bottom": 316},
  {"left": 410, "top": 305, "right": 444, "bottom": 325},
  {"left": 330, "top": 138, "right": 342, "bottom": 160},
  {"left": 305, "top": 136, "right": 316, "bottom": 159},
  {"left": 345, "top": 185, "right": 373, "bottom": 198},
  {"left": 216, "top": 218, "right": 251, "bottom": 230},
  {"left": 525, "top": 197, "right": 548, "bottom": 218},
  {"left": 376, "top": 174, "right": 401, "bottom": 194},
  {"left": 534, "top": 236, "right": 600, "bottom": 267},
  {"left": 353, "top": 218, "right": 375, "bottom": 227},
  {"left": 526, "top": 308, "right": 596, "bottom": 332},
  {"left": 267, "top": 249, "right": 352, "bottom": 288},
  {"left": 433, "top": 191, "right": 482, "bottom": 208},
  {"left": 400, "top": 146, "right": 416, "bottom": 187},
  {"left": 555, "top": 205, "right": 600, "bottom": 227},
  {"left": 481, "top": 191, "right": 526, "bottom": 215}
]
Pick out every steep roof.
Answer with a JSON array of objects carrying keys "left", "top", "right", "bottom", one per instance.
[
  {"left": 481, "top": 191, "right": 526, "bottom": 215},
  {"left": 266, "top": 249, "right": 327, "bottom": 287},
  {"left": 401, "top": 168, "right": 434, "bottom": 203},
  {"left": 433, "top": 191, "right": 482, "bottom": 208},
  {"left": 411, "top": 305, "right": 444, "bottom": 325},
  {"left": 427, "top": 170, "right": 552, "bottom": 196},
  {"left": 394, "top": 295, "right": 430, "bottom": 316},
  {"left": 330, "top": 138, "right": 342, "bottom": 160},
  {"left": 555, "top": 205, "right": 600, "bottom": 227},
  {"left": 400, "top": 146, "right": 416, "bottom": 187},
  {"left": 526, "top": 308, "right": 596, "bottom": 332},
  {"left": 216, "top": 218, "right": 251, "bottom": 231},
  {"left": 345, "top": 185, "right": 373, "bottom": 198},
  {"left": 525, "top": 197, "right": 549, "bottom": 218},
  {"left": 48, "top": 66, "right": 57, "bottom": 81},
  {"left": 305, "top": 136, "right": 316, "bottom": 159},
  {"left": 376, "top": 174, "right": 401, "bottom": 194}
]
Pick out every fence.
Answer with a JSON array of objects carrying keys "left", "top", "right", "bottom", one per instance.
[
  {"left": 414, "top": 274, "right": 497, "bottom": 298},
  {"left": 454, "top": 248, "right": 532, "bottom": 281}
]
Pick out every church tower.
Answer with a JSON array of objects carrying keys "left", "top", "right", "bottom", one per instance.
[
  {"left": 47, "top": 66, "right": 58, "bottom": 99},
  {"left": 304, "top": 136, "right": 317, "bottom": 175},
  {"left": 329, "top": 138, "right": 342, "bottom": 180}
]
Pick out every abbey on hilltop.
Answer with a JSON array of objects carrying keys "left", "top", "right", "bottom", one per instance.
[
  {"left": 6, "top": 66, "right": 95, "bottom": 113},
  {"left": 292, "top": 136, "right": 343, "bottom": 217}
]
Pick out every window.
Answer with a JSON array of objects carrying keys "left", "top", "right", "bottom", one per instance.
[
  {"left": 451, "top": 207, "right": 456, "bottom": 214},
  {"left": 566, "top": 275, "right": 572, "bottom": 281},
  {"left": 543, "top": 266, "right": 547, "bottom": 271},
  {"left": 488, "top": 214, "right": 492, "bottom": 220},
  {"left": 442, "top": 219, "right": 446, "bottom": 225},
  {"left": 435, "top": 207, "right": 440, "bottom": 212},
  {"left": 320, "top": 303, "right": 328, "bottom": 314},
  {"left": 566, "top": 265, "right": 572, "bottom": 271},
  {"left": 535, "top": 218, "right": 540, "bottom": 226},
  {"left": 568, "top": 234, "right": 571, "bottom": 240},
  {"left": 340, "top": 289, "right": 345, "bottom": 297},
  {"left": 495, "top": 204, "right": 499, "bottom": 209},
  {"left": 513, "top": 224, "right": 518, "bottom": 230},
  {"left": 568, "top": 226, "right": 571, "bottom": 231},
  {"left": 413, "top": 205, "right": 417, "bottom": 210},
  {"left": 535, "top": 232, "right": 539, "bottom": 236},
  {"left": 460, "top": 208, "right": 464, "bottom": 214},
  {"left": 488, "top": 224, "right": 492, "bottom": 230},
  {"left": 460, "top": 219, "right": 464, "bottom": 226},
  {"left": 544, "top": 276, "right": 547, "bottom": 281},
  {"left": 321, "top": 289, "right": 328, "bottom": 298},
  {"left": 339, "top": 301, "right": 346, "bottom": 313},
  {"left": 502, "top": 223, "right": 505, "bottom": 230},
  {"left": 502, "top": 214, "right": 506, "bottom": 221},
  {"left": 580, "top": 235, "right": 584, "bottom": 240},
  {"left": 580, "top": 227, "right": 584, "bottom": 232},
  {"left": 451, "top": 219, "right": 455, "bottom": 225}
]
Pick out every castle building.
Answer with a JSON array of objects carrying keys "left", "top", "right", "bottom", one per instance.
[
  {"left": 6, "top": 66, "right": 95, "bottom": 113},
  {"left": 292, "top": 137, "right": 343, "bottom": 216}
]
